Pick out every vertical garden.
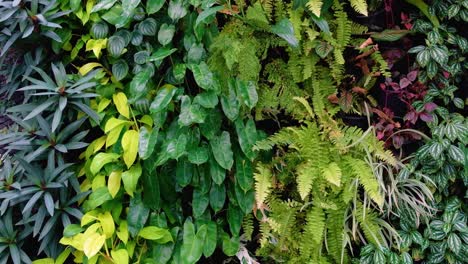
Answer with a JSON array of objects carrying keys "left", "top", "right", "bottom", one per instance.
[{"left": 0, "top": 0, "right": 466, "bottom": 263}]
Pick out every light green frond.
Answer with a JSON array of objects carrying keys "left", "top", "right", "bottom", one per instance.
[
  {"left": 349, "top": 0, "right": 368, "bottom": 16},
  {"left": 254, "top": 164, "right": 273, "bottom": 207},
  {"left": 306, "top": 0, "right": 323, "bottom": 17}
]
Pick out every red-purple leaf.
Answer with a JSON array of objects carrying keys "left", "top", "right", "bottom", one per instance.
[
  {"left": 399, "top": 78, "right": 411, "bottom": 89},
  {"left": 420, "top": 112, "right": 433, "bottom": 122},
  {"left": 424, "top": 102, "right": 437, "bottom": 112},
  {"left": 407, "top": 70, "right": 418, "bottom": 82}
]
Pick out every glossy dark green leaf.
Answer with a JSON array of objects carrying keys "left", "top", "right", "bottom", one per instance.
[
  {"left": 148, "top": 48, "right": 178, "bottom": 62},
  {"left": 209, "top": 155, "right": 225, "bottom": 185},
  {"left": 92, "top": 0, "right": 118, "bottom": 12},
  {"left": 220, "top": 80, "right": 239, "bottom": 121},
  {"left": 188, "top": 146, "right": 209, "bottom": 165},
  {"left": 127, "top": 194, "right": 150, "bottom": 237},
  {"left": 142, "top": 164, "right": 160, "bottom": 210},
  {"left": 178, "top": 96, "right": 206, "bottom": 126},
  {"left": 448, "top": 233, "right": 461, "bottom": 254},
  {"left": 139, "top": 126, "right": 159, "bottom": 160},
  {"left": 190, "top": 62, "right": 217, "bottom": 91},
  {"left": 195, "top": 6, "right": 223, "bottom": 27},
  {"left": 203, "top": 221, "right": 217, "bottom": 257},
  {"left": 176, "top": 159, "right": 194, "bottom": 187},
  {"left": 112, "top": 59, "right": 129, "bottom": 81},
  {"left": 235, "top": 80, "right": 258, "bottom": 109},
  {"left": 210, "top": 132, "right": 234, "bottom": 170},
  {"left": 193, "top": 91, "right": 218, "bottom": 109},
  {"left": 168, "top": 0, "right": 188, "bottom": 21},
  {"left": 209, "top": 183, "right": 225, "bottom": 213},
  {"left": 221, "top": 232, "right": 240, "bottom": 256},
  {"left": 235, "top": 156, "right": 253, "bottom": 192},
  {"left": 200, "top": 109, "right": 221, "bottom": 140},
  {"left": 181, "top": 220, "right": 205, "bottom": 264},
  {"left": 227, "top": 203, "right": 242, "bottom": 236},
  {"left": 235, "top": 119, "right": 257, "bottom": 160},
  {"left": 271, "top": 19, "right": 299, "bottom": 47},
  {"left": 147, "top": 0, "right": 165, "bottom": 14},
  {"left": 234, "top": 183, "right": 254, "bottom": 214},
  {"left": 107, "top": 36, "right": 125, "bottom": 58},
  {"left": 150, "top": 86, "right": 178, "bottom": 113},
  {"left": 192, "top": 188, "right": 209, "bottom": 218},
  {"left": 158, "top": 24, "right": 176, "bottom": 46},
  {"left": 130, "top": 69, "right": 151, "bottom": 100}
]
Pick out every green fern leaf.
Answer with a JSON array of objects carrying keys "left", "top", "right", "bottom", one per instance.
[
  {"left": 349, "top": 0, "right": 368, "bottom": 16},
  {"left": 254, "top": 164, "right": 273, "bottom": 207},
  {"left": 322, "top": 162, "right": 342, "bottom": 187},
  {"left": 307, "top": 0, "right": 323, "bottom": 17},
  {"left": 296, "top": 161, "right": 318, "bottom": 200}
]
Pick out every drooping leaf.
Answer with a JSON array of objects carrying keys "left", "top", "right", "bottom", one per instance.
[{"left": 210, "top": 132, "right": 234, "bottom": 170}]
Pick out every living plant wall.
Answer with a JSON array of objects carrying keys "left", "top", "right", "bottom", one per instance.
[{"left": 0, "top": 0, "right": 466, "bottom": 264}]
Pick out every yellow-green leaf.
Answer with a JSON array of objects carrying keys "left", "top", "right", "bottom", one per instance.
[
  {"left": 117, "top": 221, "right": 129, "bottom": 244},
  {"left": 59, "top": 233, "right": 86, "bottom": 251},
  {"left": 98, "top": 211, "right": 115, "bottom": 238},
  {"left": 83, "top": 233, "right": 106, "bottom": 258},
  {"left": 139, "top": 115, "right": 153, "bottom": 127},
  {"left": 121, "top": 164, "right": 142, "bottom": 196},
  {"left": 81, "top": 210, "right": 99, "bottom": 226},
  {"left": 104, "top": 117, "right": 131, "bottom": 133},
  {"left": 106, "top": 124, "right": 124, "bottom": 148},
  {"left": 122, "top": 130, "right": 139, "bottom": 168},
  {"left": 108, "top": 171, "right": 122, "bottom": 198},
  {"left": 93, "top": 136, "right": 107, "bottom": 154},
  {"left": 55, "top": 247, "right": 72, "bottom": 264},
  {"left": 90, "top": 152, "right": 120, "bottom": 175},
  {"left": 113, "top": 92, "right": 130, "bottom": 119},
  {"left": 92, "top": 175, "right": 106, "bottom": 190},
  {"left": 85, "top": 39, "right": 107, "bottom": 58},
  {"left": 32, "top": 258, "right": 54, "bottom": 264},
  {"left": 98, "top": 98, "right": 111, "bottom": 112},
  {"left": 138, "top": 226, "right": 173, "bottom": 242},
  {"left": 111, "top": 249, "right": 129, "bottom": 264},
  {"left": 79, "top": 62, "right": 102, "bottom": 76}
]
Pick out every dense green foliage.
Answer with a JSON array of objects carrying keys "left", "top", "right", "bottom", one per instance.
[{"left": 0, "top": 0, "right": 466, "bottom": 264}]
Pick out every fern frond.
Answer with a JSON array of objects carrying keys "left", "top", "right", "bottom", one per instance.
[
  {"left": 349, "top": 0, "right": 368, "bottom": 16},
  {"left": 306, "top": 0, "right": 323, "bottom": 17},
  {"left": 296, "top": 161, "right": 318, "bottom": 200},
  {"left": 350, "top": 22, "right": 368, "bottom": 34},
  {"left": 253, "top": 128, "right": 294, "bottom": 150},
  {"left": 335, "top": 10, "right": 352, "bottom": 48},
  {"left": 307, "top": 205, "right": 326, "bottom": 244},
  {"left": 322, "top": 162, "right": 342, "bottom": 187},
  {"left": 242, "top": 213, "right": 254, "bottom": 241},
  {"left": 326, "top": 206, "right": 349, "bottom": 263},
  {"left": 370, "top": 49, "right": 391, "bottom": 78},
  {"left": 260, "top": 0, "right": 274, "bottom": 21},
  {"left": 254, "top": 164, "right": 273, "bottom": 207},
  {"left": 346, "top": 157, "right": 384, "bottom": 207}
]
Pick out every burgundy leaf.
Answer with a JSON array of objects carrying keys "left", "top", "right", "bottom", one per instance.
[
  {"left": 399, "top": 78, "right": 411, "bottom": 89},
  {"left": 407, "top": 70, "right": 418, "bottom": 82},
  {"left": 424, "top": 102, "right": 437, "bottom": 112},
  {"left": 420, "top": 112, "right": 433, "bottom": 122}
]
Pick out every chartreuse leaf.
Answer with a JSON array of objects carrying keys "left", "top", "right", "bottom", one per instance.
[
  {"left": 122, "top": 130, "right": 139, "bottom": 168},
  {"left": 90, "top": 153, "right": 120, "bottom": 175},
  {"left": 210, "top": 132, "right": 234, "bottom": 170},
  {"left": 79, "top": 62, "right": 102, "bottom": 76},
  {"left": 111, "top": 249, "right": 129, "bottom": 264},
  {"left": 32, "top": 259, "right": 54, "bottom": 264},
  {"left": 121, "top": 163, "right": 142, "bottom": 196},
  {"left": 104, "top": 117, "right": 131, "bottom": 133},
  {"left": 85, "top": 39, "right": 107, "bottom": 58},
  {"left": 116, "top": 221, "right": 129, "bottom": 244},
  {"left": 108, "top": 171, "right": 122, "bottom": 198},
  {"left": 83, "top": 232, "right": 106, "bottom": 258},
  {"left": 98, "top": 211, "right": 115, "bottom": 238},
  {"left": 138, "top": 226, "right": 173, "bottom": 243},
  {"left": 113, "top": 92, "right": 130, "bottom": 119},
  {"left": 221, "top": 232, "right": 240, "bottom": 256}
]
